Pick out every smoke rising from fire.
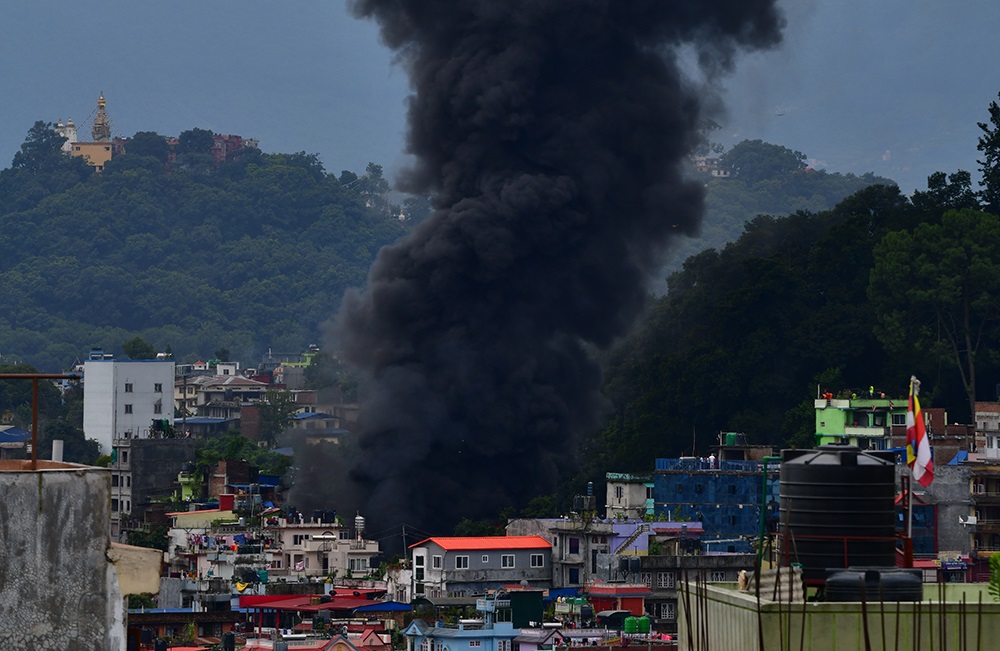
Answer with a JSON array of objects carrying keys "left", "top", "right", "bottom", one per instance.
[{"left": 320, "top": 0, "right": 783, "bottom": 535}]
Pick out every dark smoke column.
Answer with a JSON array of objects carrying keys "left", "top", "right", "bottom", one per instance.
[{"left": 335, "top": 0, "right": 783, "bottom": 533}]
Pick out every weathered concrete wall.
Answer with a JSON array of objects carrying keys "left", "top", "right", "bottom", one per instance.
[
  {"left": 0, "top": 461, "right": 123, "bottom": 650},
  {"left": 131, "top": 438, "right": 197, "bottom": 510},
  {"left": 896, "top": 464, "right": 972, "bottom": 553},
  {"left": 679, "top": 582, "right": 1000, "bottom": 651}
]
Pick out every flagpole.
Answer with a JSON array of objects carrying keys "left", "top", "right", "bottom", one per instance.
[{"left": 904, "top": 472, "right": 914, "bottom": 568}]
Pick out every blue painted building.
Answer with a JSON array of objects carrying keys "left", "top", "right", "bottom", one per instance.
[
  {"left": 652, "top": 458, "right": 779, "bottom": 553},
  {"left": 404, "top": 591, "right": 530, "bottom": 651}
]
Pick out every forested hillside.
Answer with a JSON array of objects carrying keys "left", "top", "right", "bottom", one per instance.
[
  {"left": 664, "top": 140, "right": 895, "bottom": 277},
  {"left": 7, "top": 107, "right": 1000, "bottom": 488},
  {"left": 0, "top": 123, "right": 407, "bottom": 370},
  {"left": 589, "top": 160, "right": 1000, "bottom": 475}
]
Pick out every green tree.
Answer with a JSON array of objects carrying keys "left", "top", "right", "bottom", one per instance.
[
  {"left": 127, "top": 523, "right": 169, "bottom": 551},
  {"left": 720, "top": 139, "right": 806, "bottom": 186},
  {"left": 977, "top": 92, "right": 1000, "bottom": 215},
  {"left": 126, "top": 131, "right": 170, "bottom": 163},
  {"left": 870, "top": 208, "right": 1000, "bottom": 421},
  {"left": 39, "top": 419, "right": 100, "bottom": 464},
  {"left": 11, "top": 121, "right": 68, "bottom": 172},
  {"left": 122, "top": 336, "right": 158, "bottom": 360},
  {"left": 257, "top": 390, "right": 297, "bottom": 449},
  {"left": 176, "top": 128, "right": 215, "bottom": 155},
  {"left": 912, "top": 170, "right": 980, "bottom": 214}
]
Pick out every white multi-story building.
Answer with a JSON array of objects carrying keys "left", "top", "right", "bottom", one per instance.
[
  {"left": 83, "top": 355, "right": 176, "bottom": 541},
  {"left": 83, "top": 356, "right": 176, "bottom": 454}
]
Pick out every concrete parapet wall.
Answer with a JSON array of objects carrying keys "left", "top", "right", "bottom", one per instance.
[
  {"left": 679, "top": 581, "right": 1000, "bottom": 651},
  {"left": 0, "top": 462, "right": 123, "bottom": 650}
]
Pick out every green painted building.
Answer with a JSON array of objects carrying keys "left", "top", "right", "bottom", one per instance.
[{"left": 814, "top": 396, "right": 907, "bottom": 449}]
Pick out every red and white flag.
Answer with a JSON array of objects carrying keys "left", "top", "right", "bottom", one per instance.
[{"left": 906, "top": 376, "right": 933, "bottom": 486}]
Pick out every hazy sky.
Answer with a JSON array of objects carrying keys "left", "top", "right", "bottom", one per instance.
[{"left": 2, "top": 1, "right": 998, "bottom": 194}]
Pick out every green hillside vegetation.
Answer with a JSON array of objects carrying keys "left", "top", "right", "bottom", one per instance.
[
  {"left": 0, "top": 123, "right": 407, "bottom": 369},
  {"left": 665, "top": 139, "right": 896, "bottom": 275},
  {"left": 591, "top": 160, "right": 1000, "bottom": 474}
]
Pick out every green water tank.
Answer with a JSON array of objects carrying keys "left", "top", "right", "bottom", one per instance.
[
  {"left": 624, "top": 617, "right": 638, "bottom": 634},
  {"left": 725, "top": 432, "right": 737, "bottom": 446},
  {"left": 637, "top": 616, "right": 650, "bottom": 633}
]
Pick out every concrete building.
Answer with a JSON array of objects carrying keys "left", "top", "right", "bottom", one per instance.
[
  {"left": 605, "top": 473, "right": 653, "bottom": 520},
  {"left": 0, "top": 460, "right": 160, "bottom": 651},
  {"left": 112, "top": 436, "right": 197, "bottom": 541},
  {"left": 165, "top": 505, "right": 382, "bottom": 606},
  {"left": 895, "top": 463, "right": 973, "bottom": 559},
  {"left": 82, "top": 353, "right": 175, "bottom": 454},
  {"left": 174, "top": 373, "right": 268, "bottom": 420},
  {"left": 505, "top": 518, "right": 612, "bottom": 589},
  {"left": 652, "top": 457, "right": 779, "bottom": 554},
  {"left": 409, "top": 536, "right": 553, "bottom": 598},
  {"left": 815, "top": 394, "right": 907, "bottom": 449},
  {"left": 639, "top": 544, "right": 755, "bottom": 635}
]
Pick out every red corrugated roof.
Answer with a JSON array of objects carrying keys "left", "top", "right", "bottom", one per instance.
[{"left": 409, "top": 535, "right": 552, "bottom": 551}]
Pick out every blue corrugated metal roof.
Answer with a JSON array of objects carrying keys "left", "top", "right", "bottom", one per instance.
[
  {"left": 173, "top": 417, "right": 238, "bottom": 425},
  {"left": 354, "top": 601, "right": 412, "bottom": 612},
  {"left": 0, "top": 426, "right": 31, "bottom": 443},
  {"left": 949, "top": 450, "right": 968, "bottom": 465}
]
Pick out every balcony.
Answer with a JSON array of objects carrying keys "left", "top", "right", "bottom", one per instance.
[
  {"left": 843, "top": 426, "right": 888, "bottom": 438},
  {"left": 972, "top": 491, "right": 1000, "bottom": 505}
]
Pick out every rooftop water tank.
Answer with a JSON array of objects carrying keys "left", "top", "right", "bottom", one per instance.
[{"left": 780, "top": 446, "right": 896, "bottom": 583}]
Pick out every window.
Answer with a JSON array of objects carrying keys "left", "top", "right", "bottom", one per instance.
[
  {"left": 293, "top": 534, "right": 311, "bottom": 545},
  {"left": 498, "top": 641, "right": 511, "bottom": 651},
  {"left": 415, "top": 568, "right": 424, "bottom": 581},
  {"left": 432, "top": 555, "right": 442, "bottom": 569},
  {"left": 111, "top": 499, "right": 119, "bottom": 512},
  {"left": 659, "top": 602, "right": 676, "bottom": 620},
  {"left": 502, "top": 554, "right": 515, "bottom": 568},
  {"left": 657, "top": 572, "right": 675, "bottom": 589},
  {"left": 120, "top": 451, "right": 128, "bottom": 463},
  {"left": 568, "top": 568, "right": 580, "bottom": 584},
  {"left": 569, "top": 537, "right": 580, "bottom": 554},
  {"left": 646, "top": 486, "right": 654, "bottom": 500},
  {"left": 469, "top": 642, "right": 481, "bottom": 648},
  {"left": 124, "top": 404, "right": 133, "bottom": 414},
  {"left": 124, "top": 383, "right": 133, "bottom": 393},
  {"left": 615, "top": 485, "right": 624, "bottom": 500},
  {"left": 414, "top": 555, "right": 425, "bottom": 566},
  {"left": 530, "top": 554, "right": 544, "bottom": 568},
  {"left": 154, "top": 383, "right": 163, "bottom": 392},
  {"left": 112, "top": 475, "right": 119, "bottom": 487},
  {"left": 709, "top": 570, "right": 727, "bottom": 582},
  {"left": 891, "top": 413, "right": 906, "bottom": 426},
  {"left": 455, "top": 555, "right": 469, "bottom": 569},
  {"left": 483, "top": 555, "right": 490, "bottom": 563},
  {"left": 154, "top": 403, "right": 162, "bottom": 414},
  {"left": 640, "top": 572, "right": 652, "bottom": 588}
]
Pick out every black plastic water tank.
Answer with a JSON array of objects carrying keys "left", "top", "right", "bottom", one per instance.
[
  {"left": 825, "top": 568, "right": 922, "bottom": 602},
  {"left": 780, "top": 447, "right": 896, "bottom": 583}
]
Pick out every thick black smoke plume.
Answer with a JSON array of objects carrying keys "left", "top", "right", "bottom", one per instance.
[{"left": 325, "top": 0, "right": 783, "bottom": 536}]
